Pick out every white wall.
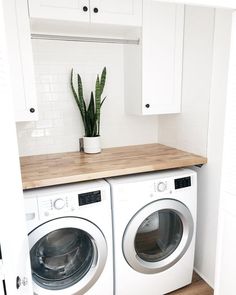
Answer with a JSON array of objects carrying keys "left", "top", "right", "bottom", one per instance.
[
  {"left": 158, "top": 7, "right": 232, "bottom": 287},
  {"left": 158, "top": 6, "right": 215, "bottom": 156},
  {"left": 16, "top": 40, "right": 158, "bottom": 156}
]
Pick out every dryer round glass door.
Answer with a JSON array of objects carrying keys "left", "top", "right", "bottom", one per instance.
[
  {"left": 123, "top": 199, "right": 194, "bottom": 274},
  {"left": 29, "top": 217, "right": 107, "bottom": 294}
]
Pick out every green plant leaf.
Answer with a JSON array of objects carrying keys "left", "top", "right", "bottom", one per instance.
[
  {"left": 88, "top": 92, "right": 97, "bottom": 136},
  {"left": 83, "top": 92, "right": 99, "bottom": 137},
  {"left": 84, "top": 111, "right": 91, "bottom": 137},
  {"left": 87, "top": 91, "right": 95, "bottom": 115},
  {"left": 77, "top": 73, "right": 86, "bottom": 120},
  {"left": 95, "top": 75, "right": 101, "bottom": 135},
  {"left": 70, "top": 69, "right": 77, "bottom": 99},
  {"left": 95, "top": 67, "right": 106, "bottom": 135},
  {"left": 71, "top": 69, "right": 86, "bottom": 126},
  {"left": 99, "top": 67, "right": 106, "bottom": 96}
]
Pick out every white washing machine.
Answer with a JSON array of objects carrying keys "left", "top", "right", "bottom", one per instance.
[
  {"left": 23, "top": 180, "right": 113, "bottom": 295},
  {"left": 106, "top": 168, "right": 197, "bottom": 295}
]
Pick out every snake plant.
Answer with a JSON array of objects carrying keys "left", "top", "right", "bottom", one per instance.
[{"left": 70, "top": 67, "right": 107, "bottom": 137}]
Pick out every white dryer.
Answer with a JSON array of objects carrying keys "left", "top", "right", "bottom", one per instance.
[
  {"left": 107, "top": 168, "right": 197, "bottom": 295},
  {"left": 23, "top": 180, "right": 113, "bottom": 295}
]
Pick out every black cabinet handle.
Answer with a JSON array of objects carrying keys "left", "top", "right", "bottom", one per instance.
[
  {"left": 93, "top": 7, "right": 99, "bottom": 13},
  {"left": 16, "top": 276, "right": 21, "bottom": 289},
  {"left": 83, "top": 6, "right": 88, "bottom": 12},
  {"left": 145, "top": 104, "right": 150, "bottom": 108},
  {"left": 30, "top": 108, "right": 35, "bottom": 113}
]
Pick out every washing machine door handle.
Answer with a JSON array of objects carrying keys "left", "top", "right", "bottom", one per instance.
[{"left": 123, "top": 199, "right": 194, "bottom": 274}]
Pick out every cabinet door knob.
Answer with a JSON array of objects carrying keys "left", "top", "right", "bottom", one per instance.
[
  {"left": 83, "top": 6, "right": 88, "bottom": 12},
  {"left": 93, "top": 7, "right": 99, "bottom": 13},
  {"left": 16, "top": 276, "right": 28, "bottom": 289},
  {"left": 30, "top": 108, "right": 35, "bottom": 113},
  {"left": 145, "top": 104, "right": 150, "bottom": 108}
]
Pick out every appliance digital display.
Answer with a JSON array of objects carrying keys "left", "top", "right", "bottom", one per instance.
[
  {"left": 174, "top": 176, "right": 191, "bottom": 189},
  {"left": 78, "top": 190, "right": 101, "bottom": 206}
]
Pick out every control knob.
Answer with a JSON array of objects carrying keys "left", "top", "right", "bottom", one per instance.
[
  {"left": 157, "top": 182, "right": 166, "bottom": 192},
  {"left": 54, "top": 198, "right": 65, "bottom": 210}
]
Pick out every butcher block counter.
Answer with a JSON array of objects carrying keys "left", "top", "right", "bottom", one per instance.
[{"left": 20, "top": 143, "right": 207, "bottom": 190}]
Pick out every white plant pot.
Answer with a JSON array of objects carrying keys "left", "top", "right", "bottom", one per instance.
[{"left": 83, "top": 136, "right": 101, "bottom": 154}]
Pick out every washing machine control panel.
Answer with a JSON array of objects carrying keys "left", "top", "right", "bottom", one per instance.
[
  {"left": 37, "top": 190, "right": 102, "bottom": 219},
  {"left": 37, "top": 195, "right": 70, "bottom": 218}
]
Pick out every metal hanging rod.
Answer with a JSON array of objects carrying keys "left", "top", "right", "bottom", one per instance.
[{"left": 31, "top": 33, "right": 140, "bottom": 45}]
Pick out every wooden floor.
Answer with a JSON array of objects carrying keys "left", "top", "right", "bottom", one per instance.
[{"left": 168, "top": 272, "right": 214, "bottom": 295}]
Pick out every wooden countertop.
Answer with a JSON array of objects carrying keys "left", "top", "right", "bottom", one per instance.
[{"left": 20, "top": 143, "right": 207, "bottom": 190}]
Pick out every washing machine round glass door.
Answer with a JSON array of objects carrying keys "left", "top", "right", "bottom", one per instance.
[
  {"left": 29, "top": 217, "right": 107, "bottom": 294},
  {"left": 123, "top": 199, "right": 194, "bottom": 274}
]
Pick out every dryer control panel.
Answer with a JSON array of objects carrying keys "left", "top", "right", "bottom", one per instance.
[{"left": 152, "top": 175, "right": 192, "bottom": 196}]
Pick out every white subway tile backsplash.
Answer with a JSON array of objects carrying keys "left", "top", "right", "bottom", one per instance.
[
  {"left": 31, "top": 129, "right": 45, "bottom": 138},
  {"left": 16, "top": 40, "right": 158, "bottom": 156},
  {"left": 35, "top": 119, "right": 53, "bottom": 129}
]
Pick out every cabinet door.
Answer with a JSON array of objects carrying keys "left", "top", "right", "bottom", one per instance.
[
  {"left": 28, "top": 0, "right": 90, "bottom": 22},
  {"left": 90, "top": 0, "right": 142, "bottom": 26},
  {"left": 3, "top": 0, "right": 38, "bottom": 121},
  {"left": 214, "top": 12, "right": 236, "bottom": 295},
  {"left": 0, "top": 0, "right": 33, "bottom": 293},
  {"left": 142, "top": 1, "right": 184, "bottom": 115}
]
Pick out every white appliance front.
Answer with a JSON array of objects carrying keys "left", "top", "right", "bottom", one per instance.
[
  {"left": 24, "top": 180, "right": 113, "bottom": 295},
  {"left": 107, "top": 168, "right": 197, "bottom": 295}
]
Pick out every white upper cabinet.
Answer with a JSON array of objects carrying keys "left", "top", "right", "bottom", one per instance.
[
  {"left": 28, "top": 0, "right": 142, "bottom": 26},
  {"left": 142, "top": 1, "right": 184, "bottom": 115},
  {"left": 3, "top": 0, "right": 38, "bottom": 122},
  {"left": 125, "top": 1, "right": 184, "bottom": 115},
  {"left": 28, "top": 0, "right": 90, "bottom": 23},
  {"left": 90, "top": 0, "right": 142, "bottom": 26}
]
